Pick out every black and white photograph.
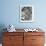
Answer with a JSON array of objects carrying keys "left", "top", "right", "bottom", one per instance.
[{"left": 20, "top": 5, "right": 34, "bottom": 22}]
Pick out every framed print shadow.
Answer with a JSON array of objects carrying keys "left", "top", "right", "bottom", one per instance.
[{"left": 20, "top": 5, "right": 34, "bottom": 22}]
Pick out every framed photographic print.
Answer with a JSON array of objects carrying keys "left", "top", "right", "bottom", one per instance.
[{"left": 20, "top": 5, "right": 34, "bottom": 22}]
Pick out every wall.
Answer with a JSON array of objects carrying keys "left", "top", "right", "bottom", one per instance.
[
  {"left": 0, "top": 0, "right": 46, "bottom": 29},
  {"left": 0, "top": 0, "right": 46, "bottom": 43}
]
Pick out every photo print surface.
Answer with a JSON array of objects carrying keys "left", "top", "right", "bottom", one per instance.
[{"left": 20, "top": 5, "right": 34, "bottom": 22}]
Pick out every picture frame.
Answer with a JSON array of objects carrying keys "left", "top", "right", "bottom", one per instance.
[{"left": 20, "top": 5, "right": 34, "bottom": 22}]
